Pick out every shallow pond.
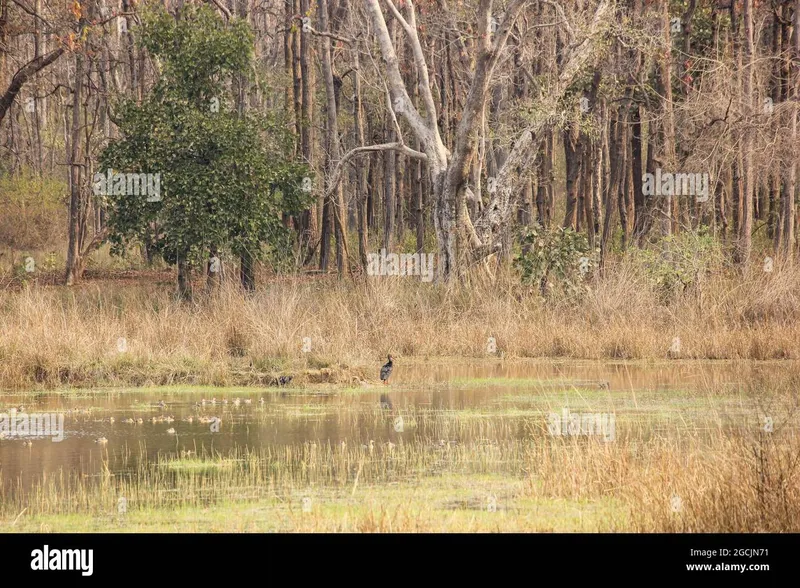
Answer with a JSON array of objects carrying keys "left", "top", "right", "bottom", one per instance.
[{"left": 1, "top": 359, "right": 798, "bottom": 499}]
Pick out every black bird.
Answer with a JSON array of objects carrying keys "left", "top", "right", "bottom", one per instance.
[
  {"left": 278, "top": 375, "right": 293, "bottom": 386},
  {"left": 380, "top": 355, "right": 393, "bottom": 385}
]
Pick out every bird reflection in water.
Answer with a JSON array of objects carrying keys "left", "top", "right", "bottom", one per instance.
[{"left": 379, "top": 393, "right": 393, "bottom": 410}]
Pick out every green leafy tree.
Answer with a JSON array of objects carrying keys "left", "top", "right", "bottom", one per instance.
[
  {"left": 99, "top": 4, "right": 309, "bottom": 296},
  {"left": 514, "top": 224, "right": 593, "bottom": 297}
]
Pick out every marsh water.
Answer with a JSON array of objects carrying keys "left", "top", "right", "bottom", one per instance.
[{"left": 1, "top": 360, "right": 798, "bottom": 497}]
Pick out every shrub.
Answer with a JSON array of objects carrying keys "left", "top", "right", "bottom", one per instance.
[
  {"left": 628, "top": 228, "right": 724, "bottom": 302},
  {"left": 514, "top": 224, "right": 594, "bottom": 296}
]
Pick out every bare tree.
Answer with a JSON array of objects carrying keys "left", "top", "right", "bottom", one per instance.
[{"left": 357, "top": 0, "right": 612, "bottom": 280}]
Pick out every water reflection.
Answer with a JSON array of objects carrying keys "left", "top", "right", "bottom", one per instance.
[
  {"left": 379, "top": 393, "right": 393, "bottom": 410},
  {"left": 1, "top": 359, "right": 798, "bottom": 498}
]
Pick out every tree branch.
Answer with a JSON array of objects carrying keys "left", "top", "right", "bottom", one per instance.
[
  {"left": 0, "top": 47, "right": 66, "bottom": 124},
  {"left": 295, "top": 16, "right": 354, "bottom": 44},
  {"left": 365, "top": 0, "right": 429, "bottom": 140},
  {"left": 323, "top": 142, "right": 426, "bottom": 204},
  {"left": 207, "top": 0, "right": 232, "bottom": 20},
  {"left": 10, "top": 0, "right": 55, "bottom": 32},
  {"left": 383, "top": 0, "right": 439, "bottom": 129}
]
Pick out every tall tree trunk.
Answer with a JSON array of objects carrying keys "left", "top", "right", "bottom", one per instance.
[
  {"left": 32, "top": 0, "right": 43, "bottom": 174},
  {"left": 352, "top": 41, "right": 368, "bottom": 269},
  {"left": 631, "top": 103, "right": 646, "bottom": 242},
  {"left": 780, "top": 0, "right": 799, "bottom": 257},
  {"left": 299, "top": 0, "right": 317, "bottom": 262},
  {"left": 175, "top": 255, "right": 192, "bottom": 299},
  {"left": 287, "top": 0, "right": 300, "bottom": 155},
  {"left": 601, "top": 108, "right": 628, "bottom": 269},
  {"left": 582, "top": 140, "right": 596, "bottom": 247},
  {"left": 317, "top": 0, "right": 348, "bottom": 274},
  {"left": 239, "top": 249, "right": 255, "bottom": 292},
  {"left": 769, "top": 3, "right": 781, "bottom": 245},
  {"left": 396, "top": 152, "right": 406, "bottom": 240},
  {"left": 383, "top": 122, "right": 396, "bottom": 251},
  {"left": 657, "top": 0, "right": 675, "bottom": 238},
  {"left": 620, "top": 124, "right": 632, "bottom": 250},
  {"left": 536, "top": 133, "right": 553, "bottom": 226},
  {"left": 738, "top": 0, "right": 755, "bottom": 264},
  {"left": 563, "top": 122, "right": 580, "bottom": 229},
  {"left": 65, "top": 24, "right": 86, "bottom": 286},
  {"left": 415, "top": 138, "right": 425, "bottom": 252}
]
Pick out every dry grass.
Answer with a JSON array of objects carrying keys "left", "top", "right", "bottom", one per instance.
[
  {"left": 1, "top": 257, "right": 800, "bottom": 389},
  {"left": 2, "top": 419, "right": 798, "bottom": 532}
]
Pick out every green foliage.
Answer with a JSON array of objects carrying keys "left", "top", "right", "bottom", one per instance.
[
  {"left": 100, "top": 4, "right": 310, "bottom": 275},
  {"left": 629, "top": 228, "right": 724, "bottom": 300},
  {"left": 514, "top": 224, "right": 593, "bottom": 296},
  {"left": 138, "top": 4, "right": 254, "bottom": 105}
]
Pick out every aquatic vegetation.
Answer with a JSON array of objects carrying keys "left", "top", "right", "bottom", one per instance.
[{"left": 0, "top": 361, "right": 798, "bottom": 532}]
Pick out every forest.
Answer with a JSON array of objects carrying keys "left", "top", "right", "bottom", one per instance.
[
  {"left": 0, "top": 0, "right": 799, "bottom": 539},
  {"left": 1, "top": 0, "right": 797, "bottom": 290}
]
